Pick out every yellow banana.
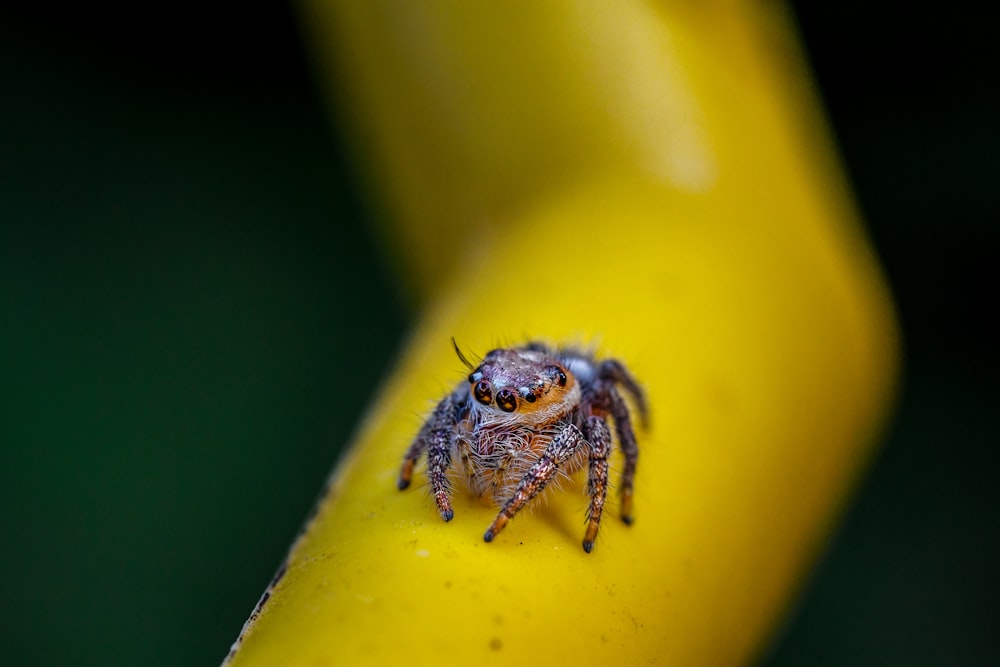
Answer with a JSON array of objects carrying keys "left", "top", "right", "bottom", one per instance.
[{"left": 225, "top": 2, "right": 898, "bottom": 665}]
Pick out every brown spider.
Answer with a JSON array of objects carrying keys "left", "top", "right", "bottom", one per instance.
[{"left": 398, "top": 340, "right": 647, "bottom": 553}]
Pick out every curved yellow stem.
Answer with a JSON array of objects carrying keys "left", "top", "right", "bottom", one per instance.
[{"left": 225, "top": 2, "right": 898, "bottom": 665}]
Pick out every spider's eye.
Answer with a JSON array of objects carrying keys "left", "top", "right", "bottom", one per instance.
[
  {"left": 474, "top": 380, "right": 492, "bottom": 404},
  {"left": 495, "top": 389, "right": 517, "bottom": 412},
  {"left": 468, "top": 368, "right": 483, "bottom": 384},
  {"left": 544, "top": 365, "right": 568, "bottom": 387},
  {"left": 518, "top": 387, "right": 537, "bottom": 402}
]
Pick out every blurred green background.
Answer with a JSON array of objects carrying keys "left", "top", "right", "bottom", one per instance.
[{"left": 1, "top": 4, "right": 996, "bottom": 666}]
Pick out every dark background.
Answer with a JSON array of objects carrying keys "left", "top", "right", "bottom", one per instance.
[{"left": 1, "top": 4, "right": 995, "bottom": 666}]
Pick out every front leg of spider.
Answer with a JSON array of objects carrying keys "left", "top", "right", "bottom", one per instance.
[
  {"left": 483, "top": 422, "right": 586, "bottom": 544},
  {"left": 398, "top": 394, "right": 457, "bottom": 521}
]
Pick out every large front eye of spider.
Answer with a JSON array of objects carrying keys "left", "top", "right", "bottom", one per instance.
[
  {"left": 473, "top": 380, "right": 492, "bottom": 404},
  {"left": 495, "top": 388, "right": 518, "bottom": 412}
]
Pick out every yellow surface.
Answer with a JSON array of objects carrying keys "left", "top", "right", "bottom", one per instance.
[{"left": 225, "top": 2, "right": 898, "bottom": 665}]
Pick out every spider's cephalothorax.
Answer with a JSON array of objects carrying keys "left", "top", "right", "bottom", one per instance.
[{"left": 398, "top": 340, "right": 647, "bottom": 553}]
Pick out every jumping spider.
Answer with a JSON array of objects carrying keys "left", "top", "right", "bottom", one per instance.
[{"left": 398, "top": 340, "right": 647, "bottom": 553}]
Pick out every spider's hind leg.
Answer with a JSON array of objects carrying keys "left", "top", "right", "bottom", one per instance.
[
  {"left": 599, "top": 358, "right": 649, "bottom": 428},
  {"left": 398, "top": 437, "right": 424, "bottom": 491},
  {"left": 598, "top": 359, "right": 644, "bottom": 525},
  {"left": 608, "top": 387, "right": 640, "bottom": 525}
]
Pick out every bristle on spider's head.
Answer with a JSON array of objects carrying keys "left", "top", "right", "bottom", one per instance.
[{"left": 451, "top": 337, "right": 475, "bottom": 371}]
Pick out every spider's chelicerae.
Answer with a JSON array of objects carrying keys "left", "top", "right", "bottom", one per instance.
[{"left": 398, "top": 340, "right": 647, "bottom": 553}]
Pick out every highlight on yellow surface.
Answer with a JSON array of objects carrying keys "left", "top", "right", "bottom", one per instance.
[{"left": 224, "top": 2, "right": 898, "bottom": 665}]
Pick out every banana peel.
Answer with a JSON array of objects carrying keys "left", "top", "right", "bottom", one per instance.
[{"left": 224, "top": 2, "right": 898, "bottom": 665}]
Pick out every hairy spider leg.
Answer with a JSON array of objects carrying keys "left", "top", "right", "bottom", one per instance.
[
  {"left": 399, "top": 395, "right": 456, "bottom": 521},
  {"left": 607, "top": 388, "right": 640, "bottom": 524},
  {"left": 483, "top": 423, "right": 586, "bottom": 543},
  {"left": 599, "top": 358, "right": 649, "bottom": 428},
  {"left": 583, "top": 416, "right": 612, "bottom": 553},
  {"left": 598, "top": 359, "right": 645, "bottom": 524},
  {"left": 426, "top": 429, "right": 455, "bottom": 521},
  {"left": 397, "top": 438, "right": 425, "bottom": 491}
]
